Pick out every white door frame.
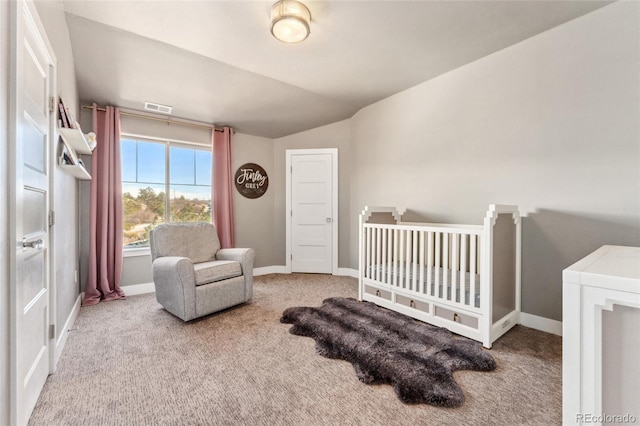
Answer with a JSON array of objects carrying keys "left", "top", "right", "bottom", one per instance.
[
  {"left": 9, "top": 1, "right": 57, "bottom": 423},
  {"left": 285, "top": 148, "right": 338, "bottom": 275}
]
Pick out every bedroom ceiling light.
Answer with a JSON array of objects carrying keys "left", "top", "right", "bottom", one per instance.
[{"left": 270, "top": 0, "right": 311, "bottom": 43}]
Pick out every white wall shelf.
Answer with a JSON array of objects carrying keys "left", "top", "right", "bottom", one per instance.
[
  {"left": 57, "top": 125, "right": 93, "bottom": 180},
  {"left": 59, "top": 127, "right": 93, "bottom": 155},
  {"left": 58, "top": 163, "right": 91, "bottom": 180}
]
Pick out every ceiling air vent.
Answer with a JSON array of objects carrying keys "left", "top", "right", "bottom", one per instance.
[{"left": 144, "top": 101, "right": 172, "bottom": 114}]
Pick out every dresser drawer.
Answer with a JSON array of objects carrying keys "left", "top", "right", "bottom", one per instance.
[
  {"left": 364, "top": 285, "right": 391, "bottom": 301},
  {"left": 434, "top": 305, "right": 479, "bottom": 330},
  {"left": 396, "top": 294, "right": 430, "bottom": 314}
]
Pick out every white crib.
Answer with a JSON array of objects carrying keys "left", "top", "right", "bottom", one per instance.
[{"left": 358, "top": 204, "right": 521, "bottom": 348}]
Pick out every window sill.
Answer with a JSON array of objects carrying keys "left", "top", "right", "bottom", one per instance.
[{"left": 123, "top": 247, "right": 151, "bottom": 258}]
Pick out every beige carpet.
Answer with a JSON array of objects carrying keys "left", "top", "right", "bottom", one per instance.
[{"left": 29, "top": 274, "right": 561, "bottom": 426}]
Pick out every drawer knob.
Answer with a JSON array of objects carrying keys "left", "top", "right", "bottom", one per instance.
[
  {"left": 453, "top": 313, "right": 459, "bottom": 322},
  {"left": 375, "top": 290, "right": 381, "bottom": 297},
  {"left": 409, "top": 300, "right": 415, "bottom": 308}
]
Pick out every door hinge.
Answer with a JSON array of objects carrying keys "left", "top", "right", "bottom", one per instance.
[
  {"left": 49, "top": 210, "right": 55, "bottom": 227},
  {"left": 49, "top": 96, "right": 55, "bottom": 113},
  {"left": 49, "top": 324, "right": 55, "bottom": 339}
]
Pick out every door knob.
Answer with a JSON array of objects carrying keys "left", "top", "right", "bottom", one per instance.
[
  {"left": 326, "top": 218, "right": 332, "bottom": 223},
  {"left": 23, "top": 238, "right": 44, "bottom": 250}
]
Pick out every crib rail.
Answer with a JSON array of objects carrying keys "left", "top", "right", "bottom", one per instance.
[{"left": 362, "top": 222, "right": 484, "bottom": 313}]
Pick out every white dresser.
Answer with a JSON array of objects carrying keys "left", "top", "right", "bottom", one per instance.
[{"left": 563, "top": 245, "right": 640, "bottom": 425}]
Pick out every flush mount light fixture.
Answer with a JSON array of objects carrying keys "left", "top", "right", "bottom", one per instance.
[{"left": 270, "top": 0, "right": 311, "bottom": 43}]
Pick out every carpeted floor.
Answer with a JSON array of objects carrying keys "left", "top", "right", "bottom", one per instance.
[{"left": 28, "top": 274, "right": 562, "bottom": 426}]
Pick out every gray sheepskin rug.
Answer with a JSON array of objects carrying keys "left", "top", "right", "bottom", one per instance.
[{"left": 280, "top": 297, "right": 496, "bottom": 407}]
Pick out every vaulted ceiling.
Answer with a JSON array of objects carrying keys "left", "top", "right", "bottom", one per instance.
[{"left": 62, "top": 0, "right": 611, "bottom": 138}]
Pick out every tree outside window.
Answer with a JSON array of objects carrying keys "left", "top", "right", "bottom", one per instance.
[{"left": 121, "top": 137, "right": 212, "bottom": 248}]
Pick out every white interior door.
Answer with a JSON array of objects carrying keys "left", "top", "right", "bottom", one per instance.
[
  {"left": 11, "top": 2, "right": 55, "bottom": 424},
  {"left": 289, "top": 151, "right": 336, "bottom": 274}
]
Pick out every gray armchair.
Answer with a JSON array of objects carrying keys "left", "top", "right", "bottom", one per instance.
[{"left": 149, "top": 222, "right": 254, "bottom": 321}]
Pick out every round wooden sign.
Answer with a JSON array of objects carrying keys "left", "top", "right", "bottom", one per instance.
[{"left": 235, "top": 163, "right": 269, "bottom": 199}]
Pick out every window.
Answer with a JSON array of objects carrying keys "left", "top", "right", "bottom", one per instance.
[{"left": 121, "top": 136, "right": 212, "bottom": 249}]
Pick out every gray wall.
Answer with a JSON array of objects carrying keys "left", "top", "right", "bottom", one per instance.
[
  {"left": 35, "top": 0, "right": 82, "bottom": 345},
  {"left": 273, "top": 119, "right": 352, "bottom": 268},
  {"left": 348, "top": 1, "right": 639, "bottom": 321},
  {"left": 72, "top": 2, "right": 637, "bottom": 326},
  {"left": 234, "top": 133, "right": 276, "bottom": 267},
  {"left": 80, "top": 112, "right": 278, "bottom": 288}
]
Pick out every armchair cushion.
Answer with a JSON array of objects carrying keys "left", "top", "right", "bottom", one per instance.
[
  {"left": 193, "top": 260, "right": 242, "bottom": 286},
  {"left": 150, "top": 222, "right": 220, "bottom": 264}
]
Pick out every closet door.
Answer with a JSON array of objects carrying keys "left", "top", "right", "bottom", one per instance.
[{"left": 286, "top": 149, "right": 338, "bottom": 275}]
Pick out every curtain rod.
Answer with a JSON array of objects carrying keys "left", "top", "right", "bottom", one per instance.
[{"left": 81, "top": 104, "right": 226, "bottom": 133}]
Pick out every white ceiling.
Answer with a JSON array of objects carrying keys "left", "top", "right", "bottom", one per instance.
[{"left": 61, "top": 0, "right": 611, "bottom": 138}]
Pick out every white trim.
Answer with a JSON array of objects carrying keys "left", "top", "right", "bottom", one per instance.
[
  {"left": 123, "top": 247, "right": 151, "bottom": 258},
  {"left": 121, "top": 132, "right": 211, "bottom": 149},
  {"left": 337, "top": 267, "right": 358, "bottom": 278},
  {"left": 254, "top": 266, "right": 287, "bottom": 276},
  {"left": 122, "top": 282, "right": 155, "bottom": 296},
  {"left": 285, "top": 148, "right": 339, "bottom": 275},
  {"left": 520, "top": 312, "right": 562, "bottom": 336},
  {"left": 54, "top": 293, "right": 81, "bottom": 368}
]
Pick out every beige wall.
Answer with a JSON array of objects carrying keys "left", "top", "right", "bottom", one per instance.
[
  {"left": 273, "top": 119, "right": 352, "bottom": 268},
  {"left": 349, "top": 1, "right": 639, "bottom": 321},
  {"left": 34, "top": 0, "right": 82, "bottom": 343}
]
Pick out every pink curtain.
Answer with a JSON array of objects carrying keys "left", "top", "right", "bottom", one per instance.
[
  {"left": 212, "top": 127, "right": 235, "bottom": 248},
  {"left": 83, "top": 104, "right": 125, "bottom": 306}
]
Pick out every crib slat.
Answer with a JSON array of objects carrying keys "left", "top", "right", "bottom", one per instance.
[
  {"left": 365, "top": 227, "right": 371, "bottom": 279},
  {"left": 375, "top": 228, "right": 381, "bottom": 282},
  {"left": 402, "top": 231, "right": 413, "bottom": 288},
  {"left": 388, "top": 229, "right": 394, "bottom": 285},
  {"left": 461, "top": 234, "right": 468, "bottom": 306},
  {"left": 452, "top": 233, "right": 458, "bottom": 303},
  {"left": 443, "top": 232, "right": 449, "bottom": 300},
  {"left": 427, "top": 232, "right": 433, "bottom": 296},
  {"left": 470, "top": 234, "right": 477, "bottom": 308},
  {"left": 410, "top": 231, "right": 419, "bottom": 291},
  {"left": 393, "top": 229, "right": 398, "bottom": 288},
  {"left": 419, "top": 231, "right": 425, "bottom": 294},
  {"left": 398, "top": 229, "right": 404, "bottom": 288},
  {"left": 381, "top": 227, "right": 387, "bottom": 284},
  {"left": 389, "top": 229, "right": 394, "bottom": 285},
  {"left": 435, "top": 232, "right": 441, "bottom": 297}
]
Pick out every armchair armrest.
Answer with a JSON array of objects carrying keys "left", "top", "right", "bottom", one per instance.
[
  {"left": 216, "top": 248, "right": 255, "bottom": 300},
  {"left": 152, "top": 256, "right": 197, "bottom": 321}
]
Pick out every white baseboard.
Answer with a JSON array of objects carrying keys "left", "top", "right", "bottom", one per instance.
[
  {"left": 254, "top": 265, "right": 287, "bottom": 276},
  {"left": 253, "top": 266, "right": 357, "bottom": 277},
  {"left": 54, "top": 293, "right": 82, "bottom": 367},
  {"left": 337, "top": 268, "right": 358, "bottom": 278},
  {"left": 520, "top": 312, "right": 562, "bottom": 336},
  {"left": 122, "top": 282, "right": 155, "bottom": 296}
]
